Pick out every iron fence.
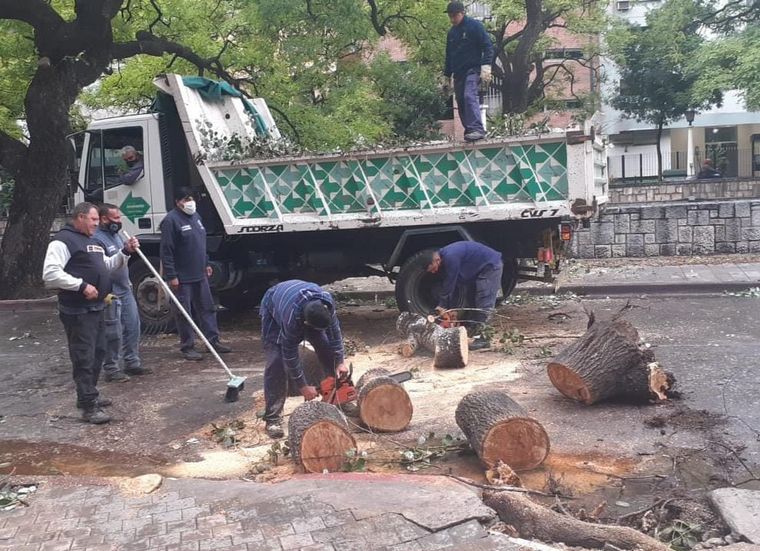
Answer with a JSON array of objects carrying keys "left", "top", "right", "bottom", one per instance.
[{"left": 608, "top": 147, "right": 760, "bottom": 185}]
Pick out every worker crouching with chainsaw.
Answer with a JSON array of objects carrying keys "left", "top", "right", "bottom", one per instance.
[
  {"left": 426, "top": 241, "right": 503, "bottom": 351},
  {"left": 260, "top": 280, "right": 348, "bottom": 439}
]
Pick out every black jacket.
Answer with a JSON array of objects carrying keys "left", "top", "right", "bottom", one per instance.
[{"left": 159, "top": 208, "right": 208, "bottom": 283}]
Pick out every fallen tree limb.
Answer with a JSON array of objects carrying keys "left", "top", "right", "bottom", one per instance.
[
  {"left": 483, "top": 490, "right": 669, "bottom": 550},
  {"left": 546, "top": 308, "right": 676, "bottom": 405},
  {"left": 396, "top": 312, "right": 468, "bottom": 368}
]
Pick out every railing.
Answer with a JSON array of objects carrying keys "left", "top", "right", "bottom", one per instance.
[{"left": 608, "top": 147, "right": 760, "bottom": 185}]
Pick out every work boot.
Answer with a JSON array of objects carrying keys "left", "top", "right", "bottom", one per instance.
[
  {"left": 125, "top": 366, "right": 153, "bottom": 376},
  {"left": 210, "top": 341, "right": 232, "bottom": 354},
  {"left": 81, "top": 407, "right": 111, "bottom": 425},
  {"left": 104, "top": 371, "right": 130, "bottom": 383},
  {"left": 464, "top": 131, "right": 486, "bottom": 142},
  {"left": 469, "top": 336, "right": 491, "bottom": 351},
  {"left": 265, "top": 422, "right": 285, "bottom": 439},
  {"left": 182, "top": 348, "right": 204, "bottom": 361},
  {"left": 76, "top": 397, "right": 112, "bottom": 409}
]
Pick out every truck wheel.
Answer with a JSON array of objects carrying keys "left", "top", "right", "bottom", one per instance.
[
  {"left": 395, "top": 249, "right": 466, "bottom": 315},
  {"left": 129, "top": 258, "right": 175, "bottom": 334},
  {"left": 501, "top": 258, "right": 519, "bottom": 299}
]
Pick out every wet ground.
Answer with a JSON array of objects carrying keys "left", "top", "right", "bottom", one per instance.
[{"left": 1, "top": 292, "right": 759, "bottom": 524}]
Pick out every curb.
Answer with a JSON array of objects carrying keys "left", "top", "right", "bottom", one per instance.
[
  {"left": 335, "top": 280, "right": 759, "bottom": 302},
  {"left": 0, "top": 296, "right": 57, "bottom": 312}
]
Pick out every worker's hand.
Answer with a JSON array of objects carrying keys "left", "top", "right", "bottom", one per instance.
[
  {"left": 124, "top": 236, "right": 139, "bottom": 253},
  {"left": 82, "top": 284, "right": 99, "bottom": 301},
  {"left": 169, "top": 278, "right": 180, "bottom": 291},
  {"left": 300, "top": 385, "right": 319, "bottom": 401},
  {"left": 336, "top": 362, "right": 349, "bottom": 380},
  {"left": 441, "top": 75, "right": 453, "bottom": 96},
  {"left": 481, "top": 65, "right": 493, "bottom": 85},
  {"left": 206, "top": 265, "right": 213, "bottom": 278}
]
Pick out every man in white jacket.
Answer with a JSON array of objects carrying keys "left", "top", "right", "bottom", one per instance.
[{"left": 42, "top": 202, "right": 139, "bottom": 424}]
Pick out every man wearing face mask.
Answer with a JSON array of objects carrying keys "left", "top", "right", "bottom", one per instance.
[
  {"left": 118, "top": 146, "right": 145, "bottom": 185},
  {"left": 93, "top": 204, "right": 151, "bottom": 382},
  {"left": 160, "top": 187, "right": 232, "bottom": 361}
]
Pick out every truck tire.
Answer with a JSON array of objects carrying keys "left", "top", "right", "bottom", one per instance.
[
  {"left": 129, "top": 257, "right": 175, "bottom": 334},
  {"left": 395, "top": 249, "right": 466, "bottom": 315}
]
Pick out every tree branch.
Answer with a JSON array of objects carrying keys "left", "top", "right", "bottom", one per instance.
[
  {"left": 0, "top": 0, "right": 65, "bottom": 32},
  {"left": 0, "top": 130, "right": 28, "bottom": 178},
  {"left": 366, "top": 0, "right": 386, "bottom": 36}
]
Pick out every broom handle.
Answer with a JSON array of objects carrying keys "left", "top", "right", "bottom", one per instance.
[{"left": 122, "top": 231, "right": 235, "bottom": 379}]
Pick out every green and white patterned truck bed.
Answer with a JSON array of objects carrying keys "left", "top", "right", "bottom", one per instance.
[{"left": 159, "top": 74, "right": 607, "bottom": 235}]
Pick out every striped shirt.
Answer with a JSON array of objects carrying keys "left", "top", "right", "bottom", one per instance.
[{"left": 260, "top": 280, "right": 344, "bottom": 387}]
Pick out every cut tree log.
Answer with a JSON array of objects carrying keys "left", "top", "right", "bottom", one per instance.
[
  {"left": 287, "top": 342, "right": 328, "bottom": 397},
  {"left": 483, "top": 490, "right": 668, "bottom": 550},
  {"left": 288, "top": 401, "right": 356, "bottom": 473},
  {"left": 455, "top": 390, "right": 550, "bottom": 471},
  {"left": 546, "top": 309, "right": 675, "bottom": 405},
  {"left": 396, "top": 312, "right": 468, "bottom": 368},
  {"left": 354, "top": 368, "right": 413, "bottom": 432}
]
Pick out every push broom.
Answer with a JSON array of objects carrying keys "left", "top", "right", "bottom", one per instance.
[{"left": 122, "top": 231, "right": 246, "bottom": 402}]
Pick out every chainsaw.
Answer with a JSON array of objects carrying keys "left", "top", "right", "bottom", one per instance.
[{"left": 319, "top": 363, "right": 413, "bottom": 406}]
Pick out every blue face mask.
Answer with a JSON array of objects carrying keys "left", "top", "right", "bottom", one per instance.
[{"left": 105, "top": 220, "right": 122, "bottom": 234}]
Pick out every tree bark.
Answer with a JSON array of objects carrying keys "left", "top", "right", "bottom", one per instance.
[
  {"left": 483, "top": 491, "right": 669, "bottom": 550},
  {"left": 396, "top": 312, "right": 468, "bottom": 368},
  {"left": 288, "top": 400, "right": 356, "bottom": 473},
  {"left": 455, "top": 390, "right": 550, "bottom": 471},
  {"left": 355, "top": 367, "right": 413, "bottom": 433},
  {"left": 655, "top": 116, "right": 664, "bottom": 182},
  {"left": 546, "top": 310, "right": 675, "bottom": 405}
]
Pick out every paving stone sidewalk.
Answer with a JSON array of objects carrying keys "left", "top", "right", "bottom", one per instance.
[{"left": 0, "top": 474, "right": 532, "bottom": 551}]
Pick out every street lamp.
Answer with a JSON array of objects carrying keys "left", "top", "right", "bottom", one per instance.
[{"left": 685, "top": 109, "right": 696, "bottom": 177}]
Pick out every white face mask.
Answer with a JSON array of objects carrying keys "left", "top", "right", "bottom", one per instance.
[{"left": 181, "top": 200, "right": 196, "bottom": 215}]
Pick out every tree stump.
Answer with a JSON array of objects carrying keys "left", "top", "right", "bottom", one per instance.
[
  {"left": 396, "top": 312, "right": 468, "bottom": 368},
  {"left": 455, "top": 390, "right": 550, "bottom": 471},
  {"left": 354, "top": 368, "right": 413, "bottom": 432},
  {"left": 546, "top": 310, "right": 675, "bottom": 405},
  {"left": 288, "top": 401, "right": 356, "bottom": 473}
]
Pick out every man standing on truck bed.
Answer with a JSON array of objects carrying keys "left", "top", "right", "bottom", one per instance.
[
  {"left": 426, "top": 241, "right": 503, "bottom": 350},
  {"left": 259, "top": 280, "right": 349, "bottom": 439},
  {"left": 444, "top": 1, "right": 494, "bottom": 142},
  {"left": 160, "top": 187, "right": 232, "bottom": 361},
  {"left": 42, "top": 202, "right": 140, "bottom": 424}
]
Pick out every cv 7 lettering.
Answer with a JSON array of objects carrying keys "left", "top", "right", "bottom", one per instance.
[
  {"left": 237, "top": 224, "right": 284, "bottom": 233},
  {"left": 520, "top": 208, "right": 560, "bottom": 218}
]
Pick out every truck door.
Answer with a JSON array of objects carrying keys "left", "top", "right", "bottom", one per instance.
[{"left": 82, "top": 124, "right": 157, "bottom": 235}]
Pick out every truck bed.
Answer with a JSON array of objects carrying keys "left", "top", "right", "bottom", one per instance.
[{"left": 156, "top": 74, "right": 606, "bottom": 235}]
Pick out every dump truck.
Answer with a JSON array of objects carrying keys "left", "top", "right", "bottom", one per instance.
[{"left": 72, "top": 74, "right": 608, "bottom": 331}]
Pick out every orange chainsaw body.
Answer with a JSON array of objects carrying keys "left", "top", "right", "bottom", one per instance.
[{"left": 319, "top": 376, "right": 357, "bottom": 405}]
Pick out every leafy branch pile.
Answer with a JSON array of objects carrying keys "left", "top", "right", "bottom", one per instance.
[{"left": 0, "top": 481, "right": 36, "bottom": 511}]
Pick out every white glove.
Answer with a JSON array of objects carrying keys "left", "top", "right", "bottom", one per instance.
[{"left": 481, "top": 65, "right": 492, "bottom": 85}]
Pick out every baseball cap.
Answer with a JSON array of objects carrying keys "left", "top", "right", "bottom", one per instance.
[{"left": 445, "top": 1, "right": 465, "bottom": 14}]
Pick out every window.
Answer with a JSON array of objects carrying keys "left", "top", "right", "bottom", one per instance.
[
  {"left": 616, "top": 0, "right": 631, "bottom": 11},
  {"left": 85, "top": 126, "right": 144, "bottom": 200},
  {"left": 544, "top": 48, "right": 584, "bottom": 61}
]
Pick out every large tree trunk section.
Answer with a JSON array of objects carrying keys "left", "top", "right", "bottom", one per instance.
[
  {"left": 286, "top": 343, "right": 327, "bottom": 397},
  {"left": 396, "top": 312, "right": 468, "bottom": 368},
  {"left": 546, "top": 311, "right": 675, "bottom": 405},
  {"left": 455, "top": 390, "right": 549, "bottom": 471},
  {"left": 483, "top": 491, "right": 668, "bottom": 551},
  {"left": 288, "top": 401, "right": 356, "bottom": 473},
  {"left": 354, "top": 368, "right": 413, "bottom": 433}
]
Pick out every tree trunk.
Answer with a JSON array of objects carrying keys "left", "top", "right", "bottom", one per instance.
[
  {"left": 355, "top": 367, "right": 413, "bottom": 433},
  {"left": 546, "top": 310, "right": 675, "bottom": 405},
  {"left": 483, "top": 491, "right": 669, "bottom": 550},
  {"left": 288, "top": 401, "right": 356, "bottom": 473},
  {"left": 0, "top": 66, "right": 90, "bottom": 298},
  {"left": 396, "top": 312, "right": 468, "bottom": 368},
  {"left": 455, "top": 390, "right": 550, "bottom": 471}
]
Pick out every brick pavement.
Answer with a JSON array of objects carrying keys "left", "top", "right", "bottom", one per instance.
[{"left": 0, "top": 475, "right": 530, "bottom": 551}]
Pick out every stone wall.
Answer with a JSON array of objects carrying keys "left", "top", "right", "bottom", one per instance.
[
  {"left": 610, "top": 179, "right": 760, "bottom": 204},
  {"left": 570, "top": 199, "right": 760, "bottom": 258}
]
